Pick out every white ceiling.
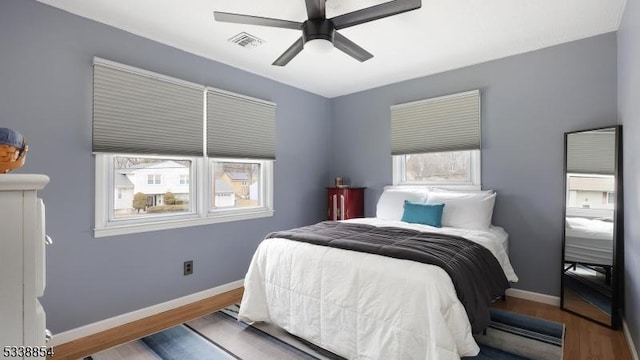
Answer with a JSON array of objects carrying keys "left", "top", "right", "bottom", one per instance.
[{"left": 37, "top": 0, "right": 627, "bottom": 98}]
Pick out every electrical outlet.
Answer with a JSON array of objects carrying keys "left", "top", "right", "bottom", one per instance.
[{"left": 183, "top": 260, "right": 193, "bottom": 276}]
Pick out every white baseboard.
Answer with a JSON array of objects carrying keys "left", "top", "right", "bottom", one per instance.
[
  {"left": 505, "top": 288, "right": 561, "bottom": 306},
  {"left": 49, "top": 279, "right": 244, "bottom": 347},
  {"left": 623, "top": 318, "right": 639, "bottom": 360}
]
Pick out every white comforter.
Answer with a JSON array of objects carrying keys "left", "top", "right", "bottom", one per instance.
[
  {"left": 565, "top": 217, "right": 614, "bottom": 265},
  {"left": 238, "top": 218, "right": 518, "bottom": 359}
]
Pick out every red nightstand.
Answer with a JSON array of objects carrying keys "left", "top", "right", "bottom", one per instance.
[{"left": 327, "top": 187, "right": 365, "bottom": 220}]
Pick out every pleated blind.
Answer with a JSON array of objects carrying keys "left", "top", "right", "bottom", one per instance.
[
  {"left": 390, "top": 90, "right": 480, "bottom": 155},
  {"left": 566, "top": 129, "right": 616, "bottom": 175},
  {"left": 93, "top": 58, "right": 205, "bottom": 156},
  {"left": 206, "top": 89, "right": 276, "bottom": 160}
]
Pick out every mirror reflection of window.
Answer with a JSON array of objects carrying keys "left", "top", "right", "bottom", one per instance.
[
  {"left": 562, "top": 126, "right": 622, "bottom": 329},
  {"left": 566, "top": 173, "right": 615, "bottom": 213}
]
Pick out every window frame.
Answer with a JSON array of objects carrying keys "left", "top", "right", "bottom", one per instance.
[
  {"left": 94, "top": 154, "right": 274, "bottom": 238},
  {"left": 207, "top": 157, "right": 274, "bottom": 218},
  {"left": 392, "top": 149, "right": 482, "bottom": 190}
]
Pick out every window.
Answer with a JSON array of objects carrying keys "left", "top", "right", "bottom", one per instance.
[
  {"left": 393, "top": 150, "right": 481, "bottom": 188},
  {"left": 565, "top": 173, "right": 615, "bottom": 219},
  {"left": 104, "top": 155, "right": 195, "bottom": 221},
  {"left": 210, "top": 160, "right": 266, "bottom": 211},
  {"left": 96, "top": 154, "right": 273, "bottom": 237},
  {"left": 390, "top": 90, "right": 481, "bottom": 189},
  {"left": 147, "top": 174, "right": 162, "bottom": 185},
  {"left": 607, "top": 192, "right": 615, "bottom": 204},
  {"left": 117, "top": 156, "right": 191, "bottom": 218},
  {"left": 92, "top": 58, "right": 276, "bottom": 237}
]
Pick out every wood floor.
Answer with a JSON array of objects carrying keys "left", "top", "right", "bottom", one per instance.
[
  {"left": 492, "top": 296, "right": 633, "bottom": 360},
  {"left": 54, "top": 290, "right": 635, "bottom": 360},
  {"left": 51, "top": 288, "right": 244, "bottom": 360}
]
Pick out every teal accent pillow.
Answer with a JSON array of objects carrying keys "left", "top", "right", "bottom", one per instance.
[{"left": 401, "top": 200, "right": 445, "bottom": 227}]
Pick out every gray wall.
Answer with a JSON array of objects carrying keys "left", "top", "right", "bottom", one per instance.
[
  {"left": 0, "top": 0, "right": 331, "bottom": 333},
  {"left": 1, "top": 0, "right": 630, "bottom": 340},
  {"left": 618, "top": 0, "right": 640, "bottom": 351},
  {"left": 329, "top": 33, "right": 618, "bottom": 296}
]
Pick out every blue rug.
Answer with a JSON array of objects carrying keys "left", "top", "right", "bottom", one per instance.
[
  {"left": 465, "top": 309, "right": 565, "bottom": 360},
  {"left": 140, "top": 325, "right": 237, "bottom": 360},
  {"left": 88, "top": 306, "right": 564, "bottom": 360}
]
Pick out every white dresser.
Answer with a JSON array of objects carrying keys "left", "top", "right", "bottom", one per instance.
[{"left": 0, "top": 174, "right": 51, "bottom": 359}]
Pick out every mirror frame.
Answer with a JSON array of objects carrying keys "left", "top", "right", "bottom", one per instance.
[{"left": 561, "top": 125, "right": 623, "bottom": 329}]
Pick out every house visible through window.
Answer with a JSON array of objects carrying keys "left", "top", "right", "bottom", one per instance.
[
  {"left": 211, "top": 160, "right": 261, "bottom": 210},
  {"left": 113, "top": 156, "right": 192, "bottom": 220},
  {"left": 98, "top": 153, "right": 273, "bottom": 236},
  {"left": 567, "top": 174, "right": 615, "bottom": 210}
]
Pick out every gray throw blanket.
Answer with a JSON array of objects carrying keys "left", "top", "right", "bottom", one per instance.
[{"left": 266, "top": 221, "right": 510, "bottom": 334}]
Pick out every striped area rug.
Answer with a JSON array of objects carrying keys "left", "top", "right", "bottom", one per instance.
[
  {"left": 467, "top": 309, "right": 565, "bottom": 360},
  {"left": 87, "top": 306, "right": 564, "bottom": 360}
]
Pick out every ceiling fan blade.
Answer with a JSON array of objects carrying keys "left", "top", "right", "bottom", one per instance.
[
  {"left": 330, "top": 0, "right": 421, "bottom": 30},
  {"left": 333, "top": 32, "right": 373, "bottom": 62},
  {"left": 272, "top": 37, "right": 305, "bottom": 66},
  {"left": 214, "top": 11, "right": 302, "bottom": 30},
  {"left": 305, "top": 0, "right": 326, "bottom": 19}
]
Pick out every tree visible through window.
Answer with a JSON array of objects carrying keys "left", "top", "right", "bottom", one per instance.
[
  {"left": 393, "top": 150, "right": 480, "bottom": 187},
  {"left": 405, "top": 151, "right": 471, "bottom": 183}
]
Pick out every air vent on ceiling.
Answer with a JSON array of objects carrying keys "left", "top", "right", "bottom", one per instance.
[{"left": 228, "top": 32, "right": 265, "bottom": 48}]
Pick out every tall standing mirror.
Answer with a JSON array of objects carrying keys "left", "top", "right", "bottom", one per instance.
[{"left": 561, "top": 125, "right": 623, "bottom": 328}]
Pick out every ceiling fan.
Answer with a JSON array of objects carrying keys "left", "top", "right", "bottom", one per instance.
[{"left": 214, "top": 0, "right": 422, "bottom": 66}]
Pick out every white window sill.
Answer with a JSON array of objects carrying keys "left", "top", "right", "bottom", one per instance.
[{"left": 94, "top": 209, "right": 274, "bottom": 238}]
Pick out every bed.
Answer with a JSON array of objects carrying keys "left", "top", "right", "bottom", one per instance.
[
  {"left": 564, "top": 217, "right": 614, "bottom": 266},
  {"left": 564, "top": 216, "right": 614, "bottom": 283},
  {"left": 238, "top": 186, "right": 518, "bottom": 359}
]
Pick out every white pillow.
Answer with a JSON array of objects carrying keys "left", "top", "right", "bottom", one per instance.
[
  {"left": 376, "top": 188, "right": 429, "bottom": 220},
  {"left": 426, "top": 191, "right": 497, "bottom": 230},
  {"left": 430, "top": 187, "right": 495, "bottom": 195}
]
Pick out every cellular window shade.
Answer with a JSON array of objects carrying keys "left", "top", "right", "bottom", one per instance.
[
  {"left": 93, "top": 60, "right": 204, "bottom": 156},
  {"left": 567, "top": 130, "right": 616, "bottom": 175},
  {"left": 391, "top": 90, "right": 480, "bottom": 155},
  {"left": 207, "top": 89, "right": 276, "bottom": 160}
]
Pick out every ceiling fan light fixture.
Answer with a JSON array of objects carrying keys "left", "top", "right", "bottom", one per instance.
[
  {"left": 302, "top": 19, "right": 335, "bottom": 42},
  {"left": 214, "top": 0, "right": 421, "bottom": 66},
  {"left": 304, "top": 38, "right": 334, "bottom": 53},
  {"left": 301, "top": 19, "right": 335, "bottom": 53}
]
